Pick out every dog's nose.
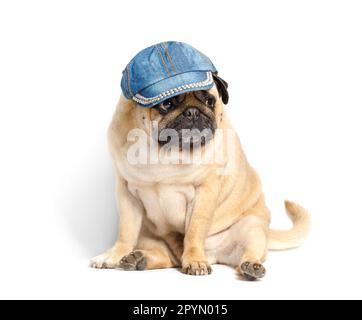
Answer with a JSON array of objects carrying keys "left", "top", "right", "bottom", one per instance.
[{"left": 183, "top": 108, "right": 200, "bottom": 121}]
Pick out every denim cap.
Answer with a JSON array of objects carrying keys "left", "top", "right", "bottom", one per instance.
[{"left": 121, "top": 41, "right": 217, "bottom": 108}]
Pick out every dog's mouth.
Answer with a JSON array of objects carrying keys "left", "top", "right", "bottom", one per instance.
[{"left": 157, "top": 111, "right": 216, "bottom": 149}]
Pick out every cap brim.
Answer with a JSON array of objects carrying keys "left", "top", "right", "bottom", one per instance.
[{"left": 133, "top": 71, "right": 214, "bottom": 107}]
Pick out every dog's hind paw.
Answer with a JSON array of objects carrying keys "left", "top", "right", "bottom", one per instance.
[
  {"left": 118, "top": 251, "right": 147, "bottom": 271},
  {"left": 239, "top": 262, "right": 266, "bottom": 281}
]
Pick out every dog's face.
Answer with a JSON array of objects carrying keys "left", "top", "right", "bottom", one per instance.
[
  {"left": 152, "top": 89, "right": 218, "bottom": 147},
  {"left": 145, "top": 76, "right": 229, "bottom": 149}
]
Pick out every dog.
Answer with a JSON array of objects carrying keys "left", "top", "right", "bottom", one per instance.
[{"left": 89, "top": 72, "right": 310, "bottom": 280}]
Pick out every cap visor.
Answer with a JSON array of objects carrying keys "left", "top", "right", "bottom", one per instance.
[{"left": 133, "top": 71, "right": 214, "bottom": 107}]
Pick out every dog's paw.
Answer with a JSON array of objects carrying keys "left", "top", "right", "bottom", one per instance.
[
  {"left": 90, "top": 249, "right": 127, "bottom": 269},
  {"left": 182, "top": 260, "right": 212, "bottom": 276},
  {"left": 239, "top": 262, "right": 266, "bottom": 280},
  {"left": 118, "top": 251, "right": 147, "bottom": 271}
]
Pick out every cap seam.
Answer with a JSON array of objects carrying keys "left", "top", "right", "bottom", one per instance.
[
  {"left": 155, "top": 45, "right": 171, "bottom": 77},
  {"left": 126, "top": 65, "right": 133, "bottom": 97},
  {"left": 161, "top": 42, "right": 177, "bottom": 74}
]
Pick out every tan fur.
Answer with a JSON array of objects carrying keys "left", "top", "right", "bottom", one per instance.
[{"left": 90, "top": 86, "right": 310, "bottom": 278}]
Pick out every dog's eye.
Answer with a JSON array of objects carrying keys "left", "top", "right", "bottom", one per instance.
[
  {"left": 206, "top": 97, "right": 215, "bottom": 107},
  {"left": 163, "top": 100, "right": 173, "bottom": 108},
  {"left": 156, "top": 99, "right": 174, "bottom": 114}
]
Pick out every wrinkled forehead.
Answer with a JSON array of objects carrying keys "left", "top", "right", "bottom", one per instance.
[
  {"left": 169, "top": 88, "right": 218, "bottom": 103},
  {"left": 172, "top": 86, "right": 221, "bottom": 103}
]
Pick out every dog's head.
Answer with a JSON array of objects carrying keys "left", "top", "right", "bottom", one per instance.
[{"left": 145, "top": 74, "right": 229, "bottom": 149}]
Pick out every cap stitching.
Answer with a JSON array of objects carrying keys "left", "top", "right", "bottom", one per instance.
[
  {"left": 161, "top": 42, "right": 177, "bottom": 74},
  {"left": 127, "top": 65, "right": 133, "bottom": 97},
  {"left": 155, "top": 45, "right": 171, "bottom": 77},
  {"left": 132, "top": 72, "right": 213, "bottom": 106}
]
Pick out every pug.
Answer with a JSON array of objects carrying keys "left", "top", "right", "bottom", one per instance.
[{"left": 90, "top": 74, "right": 310, "bottom": 280}]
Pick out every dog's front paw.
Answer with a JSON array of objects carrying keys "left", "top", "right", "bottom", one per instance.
[
  {"left": 90, "top": 247, "right": 129, "bottom": 269},
  {"left": 182, "top": 260, "right": 212, "bottom": 276},
  {"left": 119, "top": 251, "right": 147, "bottom": 271},
  {"left": 239, "top": 262, "right": 266, "bottom": 280}
]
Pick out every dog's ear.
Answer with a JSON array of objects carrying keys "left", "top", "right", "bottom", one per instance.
[{"left": 212, "top": 72, "right": 229, "bottom": 105}]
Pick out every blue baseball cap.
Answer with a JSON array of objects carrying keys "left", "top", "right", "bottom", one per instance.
[{"left": 121, "top": 41, "right": 217, "bottom": 108}]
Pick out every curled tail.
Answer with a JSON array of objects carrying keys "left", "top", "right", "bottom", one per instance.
[{"left": 268, "top": 201, "right": 311, "bottom": 250}]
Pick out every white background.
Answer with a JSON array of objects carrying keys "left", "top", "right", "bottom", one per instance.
[{"left": 0, "top": 0, "right": 361, "bottom": 300}]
